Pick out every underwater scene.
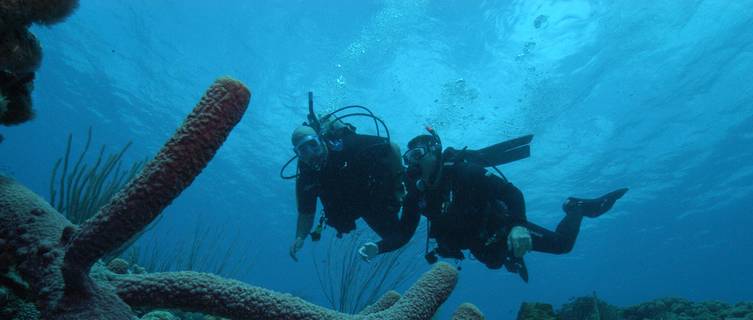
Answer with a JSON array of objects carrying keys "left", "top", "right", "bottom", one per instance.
[{"left": 1, "top": 1, "right": 752, "bottom": 319}]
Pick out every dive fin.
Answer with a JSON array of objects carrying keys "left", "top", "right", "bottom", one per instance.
[
  {"left": 564, "top": 188, "right": 629, "bottom": 218},
  {"left": 504, "top": 256, "right": 530, "bottom": 283},
  {"left": 465, "top": 134, "right": 534, "bottom": 167},
  {"left": 518, "top": 258, "right": 529, "bottom": 283}
]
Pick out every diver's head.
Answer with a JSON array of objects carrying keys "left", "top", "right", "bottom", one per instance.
[
  {"left": 292, "top": 125, "right": 328, "bottom": 170},
  {"left": 404, "top": 132, "right": 442, "bottom": 185}
]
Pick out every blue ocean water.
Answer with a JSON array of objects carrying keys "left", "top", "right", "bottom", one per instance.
[{"left": 2, "top": 1, "right": 753, "bottom": 319}]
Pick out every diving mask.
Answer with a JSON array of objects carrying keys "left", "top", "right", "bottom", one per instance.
[
  {"left": 402, "top": 146, "right": 430, "bottom": 165},
  {"left": 294, "top": 134, "right": 327, "bottom": 169}
]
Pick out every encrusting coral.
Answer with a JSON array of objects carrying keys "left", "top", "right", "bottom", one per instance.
[
  {"left": 0, "top": 77, "right": 467, "bottom": 319},
  {"left": 0, "top": 0, "right": 80, "bottom": 126}
]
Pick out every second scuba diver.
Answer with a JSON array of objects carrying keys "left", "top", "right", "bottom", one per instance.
[
  {"left": 285, "top": 94, "right": 420, "bottom": 262},
  {"left": 401, "top": 128, "right": 628, "bottom": 281}
]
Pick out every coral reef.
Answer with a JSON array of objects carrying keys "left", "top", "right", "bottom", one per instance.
[
  {"left": 451, "top": 303, "right": 485, "bottom": 320},
  {"left": 0, "top": 0, "right": 79, "bottom": 126},
  {"left": 558, "top": 293, "right": 619, "bottom": 320},
  {"left": 622, "top": 297, "right": 753, "bottom": 320},
  {"left": 517, "top": 296, "right": 753, "bottom": 320},
  {"left": 140, "top": 310, "right": 180, "bottom": 320},
  {"left": 106, "top": 258, "right": 130, "bottom": 275},
  {"left": 0, "top": 78, "right": 467, "bottom": 319},
  {"left": 0, "top": 285, "right": 40, "bottom": 319},
  {"left": 516, "top": 302, "right": 556, "bottom": 320}
]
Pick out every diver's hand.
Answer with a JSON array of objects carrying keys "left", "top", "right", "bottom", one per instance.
[
  {"left": 358, "top": 242, "right": 379, "bottom": 262},
  {"left": 289, "top": 237, "right": 305, "bottom": 262},
  {"left": 507, "top": 226, "right": 532, "bottom": 258}
]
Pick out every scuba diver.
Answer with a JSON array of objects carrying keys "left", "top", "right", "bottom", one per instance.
[
  {"left": 402, "top": 127, "right": 628, "bottom": 282},
  {"left": 282, "top": 93, "right": 420, "bottom": 262}
]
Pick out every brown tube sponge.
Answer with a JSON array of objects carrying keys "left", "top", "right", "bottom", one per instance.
[
  {"left": 109, "top": 263, "right": 457, "bottom": 320},
  {"left": 0, "top": 78, "right": 252, "bottom": 319},
  {"left": 61, "top": 77, "right": 251, "bottom": 289},
  {"left": 358, "top": 291, "right": 402, "bottom": 315}
]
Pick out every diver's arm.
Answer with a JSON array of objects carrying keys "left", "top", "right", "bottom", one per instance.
[
  {"left": 290, "top": 169, "right": 318, "bottom": 262},
  {"left": 388, "top": 142, "right": 407, "bottom": 203},
  {"left": 376, "top": 181, "right": 421, "bottom": 254},
  {"left": 294, "top": 172, "right": 318, "bottom": 240},
  {"left": 294, "top": 211, "right": 315, "bottom": 240}
]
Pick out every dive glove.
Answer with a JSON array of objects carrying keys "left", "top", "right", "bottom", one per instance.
[{"left": 507, "top": 226, "right": 532, "bottom": 258}]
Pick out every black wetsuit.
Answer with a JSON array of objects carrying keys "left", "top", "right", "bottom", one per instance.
[
  {"left": 296, "top": 133, "right": 420, "bottom": 254},
  {"left": 404, "top": 151, "right": 585, "bottom": 273}
]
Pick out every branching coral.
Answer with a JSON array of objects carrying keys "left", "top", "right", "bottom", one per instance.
[
  {"left": 0, "top": 78, "right": 468, "bottom": 319},
  {"left": 49, "top": 127, "right": 146, "bottom": 225},
  {"left": 313, "top": 230, "right": 420, "bottom": 313}
]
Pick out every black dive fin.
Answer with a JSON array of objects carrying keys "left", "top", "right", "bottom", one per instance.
[
  {"left": 518, "top": 258, "right": 529, "bottom": 283},
  {"left": 504, "top": 256, "right": 530, "bottom": 283},
  {"left": 465, "top": 134, "right": 534, "bottom": 167}
]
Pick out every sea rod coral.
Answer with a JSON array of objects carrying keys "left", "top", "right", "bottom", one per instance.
[{"left": 0, "top": 77, "right": 462, "bottom": 319}]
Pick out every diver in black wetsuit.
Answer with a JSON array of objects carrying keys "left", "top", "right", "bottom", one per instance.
[
  {"left": 287, "top": 121, "right": 420, "bottom": 262},
  {"left": 402, "top": 129, "right": 628, "bottom": 281}
]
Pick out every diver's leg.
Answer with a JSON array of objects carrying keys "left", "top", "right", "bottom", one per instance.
[
  {"left": 470, "top": 242, "right": 505, "bottom": 269},
  {"left": 524, "top": 216, "right": 582, "bottom": 254},
  {"left": 526, "top": 188, "right": 629, "bottom": 254}
]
